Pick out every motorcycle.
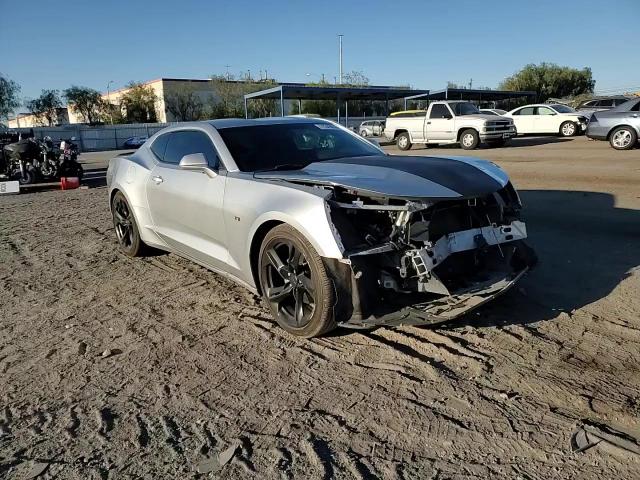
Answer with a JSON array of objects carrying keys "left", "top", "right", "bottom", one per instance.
[
  {"left": 2, "top": 138, "right": 41, "bottom": 184},
  {"left": 58, "top": 137, "right": 84, "bottom": 179}
]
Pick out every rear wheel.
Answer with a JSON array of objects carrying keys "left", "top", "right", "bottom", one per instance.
[
  {"left": 111, "top": 191, "right": 146, "bottom": 256},
  {"left": 460, "top": 129, "right": 479, "bottom": 150},
  {"left": 396, "top": 132, "right": 412, "bottom": 151},
  {"left": 360, "top": 129, "right": 368, "bottom": 137},
  {"left": 609, "top": 126, "right": 637, "bottom": 150},
  {"left": 258, "top": 224, "right": 336, "bottom": 338},
  {"left": 560, "top": 121, "right": 577, "bottom": 137}
]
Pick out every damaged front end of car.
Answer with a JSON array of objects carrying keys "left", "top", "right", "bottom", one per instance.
[{"left": 321, "top": 181, "right": 537, "bottom": 328}]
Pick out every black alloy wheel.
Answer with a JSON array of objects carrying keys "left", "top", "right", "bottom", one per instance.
[{"left": 259, "top": 224, "right": 335, "bottom": 337}]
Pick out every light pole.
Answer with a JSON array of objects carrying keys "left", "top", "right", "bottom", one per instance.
[
  {"left": 338, "top": 34, "right": 344, "bottom": 85},
  {"left": 106, "top": 80, "right": 114, "bottom": 124}
]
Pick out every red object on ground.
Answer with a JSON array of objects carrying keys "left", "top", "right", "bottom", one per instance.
[{"left": 60, "top": 177, "right": 80, "bottom": 190}]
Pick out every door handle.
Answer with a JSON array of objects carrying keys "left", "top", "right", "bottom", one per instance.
[
  {"left": 426, "top": 121, "right": 431, "bottom": 125},
  {"left": 152, "top": 175, "right": 163, "bottom": 184},
  {"left": 632, "top": 114, "right": 639, "bottom": 118}
]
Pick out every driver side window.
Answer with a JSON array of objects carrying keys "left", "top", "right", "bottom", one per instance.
[
  {"left": 430, "top": 104, "right": 452, "bottom": 119},
  {"left": 162, "top": 130, "right": 220, "bottom": 168}
]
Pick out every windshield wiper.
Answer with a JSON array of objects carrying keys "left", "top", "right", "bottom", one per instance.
[{"left": 254, "top": 163, "right": 309, "bottom": 172}]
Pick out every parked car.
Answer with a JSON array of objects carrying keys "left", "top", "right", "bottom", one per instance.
[
  {"left": 480, "top": 109, "right": 508, "bottom": 116},
  {"left": 586, "top": 98, "right": 640, "bottom": 150},
  {"left": 505, "top": 104, "right": 588, "bottom": 137},
  {"left": 107, "top": 118, "right": 536, "bottom": 338},
  {"left": 384, "top": 101, "right": 515, "bottom": 150},
  {"left": 123, "top": 136, "right": 148, "bottom": 149},
  {"left": 576, "top": 96, "right": 631, "bottom": 116},
  {"left": 358, "top": 120, "right": 385, "bottom": 137}
]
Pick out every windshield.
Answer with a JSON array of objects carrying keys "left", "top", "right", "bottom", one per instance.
[
  {"left": 450, "top": 102, "right": 480, "bottom": 116},
  {"left": 218, "top": 122, "right": 381, "bottom": 172},
  {"left": 551, "top": 104, "right": 576, "bottom": 113}
]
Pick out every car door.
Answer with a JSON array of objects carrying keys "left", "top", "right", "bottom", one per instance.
[
  {"left": 510, "top": 107, "right": 536, "bottom": 134},
  {"left": 145, "top": 129, "right": 230, "bottom": 272},
  {"left": 533, "top": 106, "right": 558, "bottom": 133},
  {"left": 425, "top": 104, "right": 453, "bottom": 141}
]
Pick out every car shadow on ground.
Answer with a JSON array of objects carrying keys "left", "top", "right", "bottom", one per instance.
[{"left": 434, "top": 190, "right": 640, "bottom": 331}]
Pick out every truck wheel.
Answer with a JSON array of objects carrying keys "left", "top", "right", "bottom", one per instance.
[
  {"left": 609, "top": 126, "right": 637, "bottom": 150},
  {"left": 460, "top": 129, "right": 479, "bottom": 150},
  {"left": 396, "top": 132, "right": 412, "bottom": 151},
  {"left": 559, "top": 121, "right": 577, "bottom": 137}
]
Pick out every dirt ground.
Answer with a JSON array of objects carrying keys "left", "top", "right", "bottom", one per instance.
[{"left": 1, "top": 136, "right": 639, "bottom": 479}]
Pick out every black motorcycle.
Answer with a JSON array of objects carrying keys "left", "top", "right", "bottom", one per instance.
[
  {"left": 58, "top": 137, "right": 84, "bottom": 179},
  {"left": 2, "top": 138, "right": 41, "bottom": 184}
]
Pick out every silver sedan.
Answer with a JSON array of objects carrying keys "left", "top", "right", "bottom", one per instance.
[
  {"left": 107, "top": 118, "right": 536, "bottom": 337},
  {"left": 586, "top": 98, "right": 640, "bottom": 150}
]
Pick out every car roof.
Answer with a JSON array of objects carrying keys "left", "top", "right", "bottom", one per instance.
[{"left": 206, "top": 116, "right": 328, "bottom": 129}]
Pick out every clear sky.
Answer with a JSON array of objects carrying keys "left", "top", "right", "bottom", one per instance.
[{"left": 1, "top": 0, "right": 638, "bottom": 107}]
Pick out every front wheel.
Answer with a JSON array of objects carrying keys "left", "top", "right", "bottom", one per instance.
[
  {"left": 609, "top": 126, "right": 637, "bottom": 150},
  {"left": 396, "top": 132, "right": 412, "bottom": 151},
  {"left": 559, "top": 121, "right": 577, "bottom": 137},
  {"left": 460, "top": 129, "right": 480, "bottom": 150},
  {"left": 14, "top": 166, "right": 36, "bottom": 185},
  {"left": 258, "top": 224, "right": 336, "bottom": 338}
]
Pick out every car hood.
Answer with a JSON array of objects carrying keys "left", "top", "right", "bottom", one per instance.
[
  {"left": 253, "top": 155, "right": 509, "bottom": 199},
  {"left": 463, "top": 114, "right": 511, "bottom": 122}
]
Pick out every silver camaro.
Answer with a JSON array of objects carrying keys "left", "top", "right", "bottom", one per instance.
[{"left": 107, "top": 117, "right": 536, "bottom": 337}]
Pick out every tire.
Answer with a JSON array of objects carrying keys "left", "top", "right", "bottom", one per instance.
[
  {"left": 258, "top": 224, "right": 336, "bottom": 338},
  {"left": 460, "top": 129, "right": 479, "bottom": 150},
  {"left": 16, "top": 167, "right": 36, "bottom": 185},
  {"left": 396, "top": 132, "right": 412, "bottom": 151},
  {"left": 111, "top": 191, "right": 146, "bottom": 257},
  {"left": 609, "top": 126, "right": 637, "bottom": 150},
  {"left": 559, "top": 121, "right": 577, "bottom": 137},
  {"left": 360, "top": 130, "right": 368, "bottom": 137}
]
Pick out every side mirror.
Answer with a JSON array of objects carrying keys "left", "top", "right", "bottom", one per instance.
[
  {"left": 179, "top": 152, "right": 208, "bottom": 169},
  {"left": 179, "top": 153, "right": 217, "bottom": 177}
]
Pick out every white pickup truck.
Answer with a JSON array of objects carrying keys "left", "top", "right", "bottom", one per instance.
[{"left": 384, "top": 101, "right": 516, "bottom": 150}]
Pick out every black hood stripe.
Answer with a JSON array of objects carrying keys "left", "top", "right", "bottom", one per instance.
[{"left": 323, "top": 155, "right": 503, "bottom": 197}]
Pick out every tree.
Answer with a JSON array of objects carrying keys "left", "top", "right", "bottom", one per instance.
[
  {"left": 0, "top": 74, "right": 21, "bottom": 120},
  {"left": 342, "top": 70, "right": 369, "bottom": 87},
  {"left": 26, "top": 89, "right": 63, "bottom": 126},
  {"left": 164, "top": 85, "right": 204, "bottom": 121},
  {"left": 63, "top": 85, "right": 104, "bottom": 124},
  {"left": 207, "top": 74, "right": 279, "bottom": 119},
  {"left": 120, "top": 82, "right": 158, "bottom": 123},
  {"left": 500, "top": 63, "right": 595, "bottom": 103}
]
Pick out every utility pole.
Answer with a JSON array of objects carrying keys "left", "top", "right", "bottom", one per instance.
[
  {"left": 469, "top": 78, "right": 473, "bottom": 89},
  {"left": 225, "top": 65, "right": 231, "bottom": 80},
  {"left": 338, "top": 34, "right": 344, "bottom": 84}
]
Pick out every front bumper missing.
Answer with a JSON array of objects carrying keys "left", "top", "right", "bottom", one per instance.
[{"left": 339, "top": 267, "right": 528, "bottom": 328}]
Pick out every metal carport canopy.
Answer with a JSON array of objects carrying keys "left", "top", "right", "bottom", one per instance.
[
  {"left": 243, "top": 85, "right": 430, "bottom": 119},
  {"left": 403, "top": 87, "right": 536, "bottom": 102}
]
